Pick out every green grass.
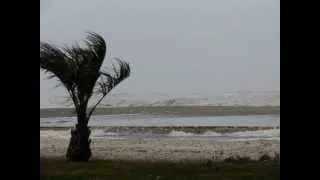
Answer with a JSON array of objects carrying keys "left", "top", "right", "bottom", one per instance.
[{"left": 41, "top": 158, "right": 280, "bottom": 180}]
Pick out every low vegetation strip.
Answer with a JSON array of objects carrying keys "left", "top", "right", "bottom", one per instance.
[{"left": 41, "top": 156, "right": 279, "bottom": 180}]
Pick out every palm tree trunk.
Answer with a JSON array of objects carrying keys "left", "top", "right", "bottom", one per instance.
[{"left": 66, "top": 111, "right": 92, "bottom": 161}]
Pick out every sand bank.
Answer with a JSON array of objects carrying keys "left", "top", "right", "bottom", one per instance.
[{"left": 40, "top": 137, "right": 279, "bottom": 161}]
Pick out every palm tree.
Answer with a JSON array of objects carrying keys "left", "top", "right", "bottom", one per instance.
[{"left": 40, "top": 32, "right": 130, "bottom": 161}]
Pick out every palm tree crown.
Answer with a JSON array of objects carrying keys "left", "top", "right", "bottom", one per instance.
[{"left": 40, "top": 32, "right": 130, "bottom": 120}]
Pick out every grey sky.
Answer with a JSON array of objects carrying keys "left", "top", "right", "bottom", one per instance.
[{"left": 40, "top": 0, "right": 279, "bottom": 105}]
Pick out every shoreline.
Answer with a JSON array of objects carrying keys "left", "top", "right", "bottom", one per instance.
[
  {"left": 40, "top": 126, "right": 277, "bottom": 134},
  {"left": 41, "top": 107, "right": 280, "bottom": 162},
  {"left": 40, "top": 105, "right": 280, "bottom": 118}
]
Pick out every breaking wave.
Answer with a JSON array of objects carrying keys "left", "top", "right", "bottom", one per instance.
[
  {"left": 42, "top": 91, "right": 280, "bottom": 108},
  {"left": 41, "top": 128, "right": 280, "bottom": 141},
  {"left": 167, "top": 129, "right": 279, "bottom": 138}
]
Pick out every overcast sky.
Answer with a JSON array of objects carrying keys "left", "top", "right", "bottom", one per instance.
[{"left": 40, "top": 0, "right": 279, "bottom": 106}]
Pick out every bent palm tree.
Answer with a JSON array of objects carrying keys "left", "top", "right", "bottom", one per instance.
[{"left": 40, "top": 32, "right": 130, "bottom": 161}]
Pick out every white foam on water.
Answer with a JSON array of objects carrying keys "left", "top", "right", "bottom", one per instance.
[
  {"left": 40, "top": 129, "right": 123, "bottom": 140},
  {"left": 41, "top": 114, "right": 279, "bottom": 127},
  {"left": 224, "top": 137, "right": 280, "bottom": 142},
  {"left": 40, "top": 130, "right": 70, "bottom": 139},
  {"left": 202, "top": 131, "right": 223, "bottom": 136},
  {"left": 42, "top": 91, "right": 280, "bottom": 108},
  {"left": 167, "top": 131, "right": 195, "bottom": 137},
  {"left": 90, "top": 129, "right": 105, "bottom": 137},
  {"left": 104, "top": 132, "right": 118, "bottom": 136},
  {"left": 167, "top": 128, "right": 279, "bottom": 139},
  {"left": 40, "top": 114, "right": 280, "bottom": 141},
  {"left": 227, "top": 129, "right": 280, "bottom": 138},
  {"left": 91, "top": 130, "right": 119, "bottom": 138},
  {"left": 40, "top": 127, "right": 280, "bottom": 141}
]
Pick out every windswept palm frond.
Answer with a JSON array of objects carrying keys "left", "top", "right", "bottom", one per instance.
[
  {"left": 84, "top": 32, "right": 107, "bottom": 67},
  {"left": 87, "top": 58, "right": 130, "bottom": 120},
  {"left": 40, "top": 32, "right": 131, "bottom": 119},
  {"left": 40, "top": 42, "right": 76, "bottom": 90},
  {"left": 75, "top": 33, "right": 107, "bottom": 103},
  {"left": 99, "top": 58, "right": 131, "bottom": 95}
]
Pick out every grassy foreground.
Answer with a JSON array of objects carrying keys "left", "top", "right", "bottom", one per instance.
[{"left": 41, "top": 158, "right": 279, "bottom": 180}]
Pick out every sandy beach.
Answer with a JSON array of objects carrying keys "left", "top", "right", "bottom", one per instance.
[{"left": 40, "top": 135, "right": 279, "bottom": 161}]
